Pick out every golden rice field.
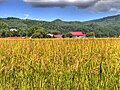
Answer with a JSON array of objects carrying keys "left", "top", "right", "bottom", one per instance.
[{"left": 0, "top": 38, "right": 120, "bottom": 90}]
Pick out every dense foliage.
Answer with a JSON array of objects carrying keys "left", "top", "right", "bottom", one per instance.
[
  {"left": 0, "top": 38, "right": 119, "bottom": 89},
  {"left": 0, "top": 15, "right": 120, "bottom": 38}
]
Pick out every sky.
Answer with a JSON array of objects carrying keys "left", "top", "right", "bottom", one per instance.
[{"left": 0, "top": 0, "right": 120, "bottom": 21}]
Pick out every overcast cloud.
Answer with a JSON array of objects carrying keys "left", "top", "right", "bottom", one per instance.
[
  {"left": 0, "top": 0, "right": 4, "bottom": 2},
  {"left": 23, "top": 0, "right": 99, "bottom": 8},
  {"left": 23, "top": 0, "right": 120, "bottom": 13}
]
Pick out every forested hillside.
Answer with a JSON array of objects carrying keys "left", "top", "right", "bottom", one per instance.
[{"left": 0, "top": 15, "right": 120, "bottom": 38}]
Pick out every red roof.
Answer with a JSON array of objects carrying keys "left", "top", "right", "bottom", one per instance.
[
  {"left": 54, "top": 34, "right": 63, "bottom": 38},
  {"left": 83, "top": 34, "right": 86, "bottom": 37},
  {"left": 70, "top": 32, "right": 85, "bottom": 36}
]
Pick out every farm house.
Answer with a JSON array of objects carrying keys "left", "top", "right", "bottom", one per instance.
[
  {"left": 70, "top": 32, "right": 86, "bottom": 38},
  {"left": 53, "top": 34, "right": 63, "bottom": 38}
]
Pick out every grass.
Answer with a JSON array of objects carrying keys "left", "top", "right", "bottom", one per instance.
[{"left": 0, "top": 38, "right": 120, "bottom": 90}]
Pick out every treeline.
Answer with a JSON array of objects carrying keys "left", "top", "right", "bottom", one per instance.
[
  {"left": 0, "top": 17, "right": 120, "bottom": 38},
  {"left": 0, "top": 22, "right": 45, "bottom": 38}
]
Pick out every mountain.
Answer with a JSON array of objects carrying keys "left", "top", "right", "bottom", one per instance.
[
  {"left": 87, "top": 14, "right": 120, "bottom": 22},
  {"left": 0, "top": 15, "right": 120, "bottom": 37},
  {"left": 85, "top": 14, "right": 120, "bottom": 29},
  {"left": 52, "top": 19, "right": 63, "bottom": 22},
  {"left": 84, "top": 14, "right": 120, "bottom": 37}
]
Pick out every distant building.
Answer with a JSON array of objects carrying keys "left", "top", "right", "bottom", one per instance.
[
  {"left": 70, "top": 32, "right": 86, "bottom": 38},
  {"left": 10, "top": 28, "right": 17, "bottom": 31},
  {"left": 47, "top": 33, "right": 54, "bottom": 38},
  {"left": 53, "top": 34, "right": 63, "bottom": 38}
]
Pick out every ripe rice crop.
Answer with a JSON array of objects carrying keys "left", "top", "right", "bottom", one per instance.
[{"left": 0, "top": 38, "right": 120, "bottom": 90}]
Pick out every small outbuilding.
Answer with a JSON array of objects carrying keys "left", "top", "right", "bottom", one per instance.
[
  {"left": 53, "top": 34, "right": 63, "bottom": 38},
  {"left": 47, "top": 33, "right": 54, "bottom": 38},
  {"left": 10, "top": 28, "right": 17, "bottom": 31},
  {"left": 70, "top": 32, "right": 86, "bottom": 38}
]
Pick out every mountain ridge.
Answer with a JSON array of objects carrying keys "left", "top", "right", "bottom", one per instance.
[
  {"left": 0, "top": 14, "right": 120, "bottom": 37},
  {"left": 86, "top": 14, "right": 120, "bottom": 22}
]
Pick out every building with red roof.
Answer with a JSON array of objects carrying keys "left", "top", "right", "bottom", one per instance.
[
  {"left": 70, "top": 32, "right": 86, "bottom": 38},
  {"left": 53, "top": 34, "right": 63, "bottom": 38}
]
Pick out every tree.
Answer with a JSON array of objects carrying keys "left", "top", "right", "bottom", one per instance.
[
  {"left": 27, "top": 26, "right": 45, "bottom": 37},
  {"left": 0, "top": 22, "right": 9, "bottom": 30},
  {"left": 32, "top": 29, "right": 46, "bottom": 38},
  {"left": 50, "top": 30, "right": 61, "bottom": 34},
  {"left": 18, "top": 28, "right": 27, "bottom": 37},
  {"left": 0, "top": 29, "right": 13, "bottom": 37},
  {"left": 65, "top": 32, "right": 72, "bottom": 38},
  {"left": 0, "top": 22, "right": 11, "bottom": 37},
  {"left": 86, "top": 32, "right": 95, "bottom": 37}
]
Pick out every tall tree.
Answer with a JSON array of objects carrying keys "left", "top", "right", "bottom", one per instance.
[{"left": 27, "top": 26, "right": 46, "bottom": 38}]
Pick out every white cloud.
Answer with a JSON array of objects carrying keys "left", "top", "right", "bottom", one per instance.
[
  {"left": 117, "top": 9, "right": 120, "bottom": 14},
  {"left": 91, "top": 0, "right": 120, "bottom": 12},
  {"left": 24, "top": 14, "right": 30, "bottom": 19}
]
